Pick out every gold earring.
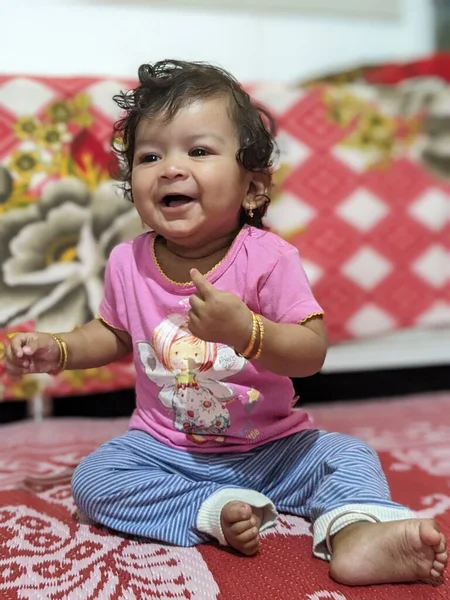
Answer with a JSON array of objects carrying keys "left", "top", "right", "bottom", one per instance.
[{"left": 247, "top": 204, "right": 254, "bottom": 218}]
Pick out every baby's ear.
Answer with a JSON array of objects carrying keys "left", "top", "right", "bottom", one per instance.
[{"left": 246, "top": 171, "right": 271, "bottom": 206}]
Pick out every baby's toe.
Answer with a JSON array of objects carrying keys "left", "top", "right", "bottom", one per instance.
[
  {"left": 432, "top": 559, "right": 446, "bottom": 574},
  {"left": 237, "top": 526, "right": 259, "bottom": 544},
  {"left": 433, "top": 534, "right": 446, "bottom": 554},
  {"left": 229, "top": 518, "right": 254, "bottom": 536},
  {"left": 222, "top": 501, "right": 251, "bottom": 525}
]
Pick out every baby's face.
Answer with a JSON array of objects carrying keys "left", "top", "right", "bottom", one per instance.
[{"left": 131, "top": 97, "right": 251, "bottom": 247}]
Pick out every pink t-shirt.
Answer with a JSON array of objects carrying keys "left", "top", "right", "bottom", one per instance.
[{"left": 99, "top": 225, "right": 323, "bottom": 453}]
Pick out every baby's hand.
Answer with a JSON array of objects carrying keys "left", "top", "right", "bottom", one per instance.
[
  {"left": 188, "top": 269, "right": 252, "bottom": 351},
  {"left": 5, "top": 332, "right": 61, "bottom": 378}
]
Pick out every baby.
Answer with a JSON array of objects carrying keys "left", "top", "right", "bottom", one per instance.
[{"left": 6, "top": 60, "right": 447, "bottom": 586}]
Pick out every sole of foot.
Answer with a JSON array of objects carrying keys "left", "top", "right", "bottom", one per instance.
[{"left": 329, "top": 518, "right": 448, "bottom": 586}]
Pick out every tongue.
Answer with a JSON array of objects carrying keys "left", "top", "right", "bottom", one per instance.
[{"left": 167, "top": 195, "right": 193, "bottom": 207}]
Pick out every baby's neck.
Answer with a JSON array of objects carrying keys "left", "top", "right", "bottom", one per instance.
[
  {"left": 164, "top": 231, "right": 237, "bottom": 261},
  {"left": 154, "top": 230, "right": 239, "bottom": 283}
]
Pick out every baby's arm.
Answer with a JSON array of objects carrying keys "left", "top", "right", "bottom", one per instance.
[
  {"left": 6, "top": 319, "right": 132, "bottom": 377},
  {"left": 55, "top": 319, "right": 132, "bottom": 369},
  {"left": 246, "top": 315, "right": 327, "bottom": 378},
  {"left": 249, "top": 245, "right": 327, "bottom": 378}
]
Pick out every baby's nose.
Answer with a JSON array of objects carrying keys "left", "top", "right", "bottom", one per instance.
[{"left": 160, "top": 163, "right": 188, "bottom": 180}]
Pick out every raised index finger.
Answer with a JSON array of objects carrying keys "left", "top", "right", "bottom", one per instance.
[{"left": 190, "top": 268, "right": 215, "bottom": 298}]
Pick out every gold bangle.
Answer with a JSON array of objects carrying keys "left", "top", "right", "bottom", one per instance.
[
  {"left": 59, "top": 337, "right": 68, "bottom": 371},
  {"left": 54, "top": 336, "right": 65, "bottom": 371},
  {"left": 242, "top": 312, "right": 258, "bottom": 359},
  {"left": 52, "top": 336, "right": 62, "bottom": 371},
  {"left": 253, "top": 315, "right": 265, "bottom": 360},
  {"left": 51, "top": 334, "right": 69, "bottom": 372}
]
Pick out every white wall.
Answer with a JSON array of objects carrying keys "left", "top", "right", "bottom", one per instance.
[{"left": 0, "top": 0, "right": 434, "bottom": 82}]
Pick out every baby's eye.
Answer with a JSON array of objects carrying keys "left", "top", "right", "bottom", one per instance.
[
  {"left": 138, "top": 153, "right": 159, "bottom": 164},
  {"left": 189, "top": 148, "right": 210, "bottom": 158}
]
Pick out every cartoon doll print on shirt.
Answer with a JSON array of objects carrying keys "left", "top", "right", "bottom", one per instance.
[{"left": 137, "top": 313, "right": 246, "bottom": 437}]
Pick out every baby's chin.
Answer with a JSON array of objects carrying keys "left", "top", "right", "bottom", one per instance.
[{"left": 157, "top": 221, "right": 208, "bottom": 243}]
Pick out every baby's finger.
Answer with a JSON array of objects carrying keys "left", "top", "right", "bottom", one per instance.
[
  {"left": 9, "top": 333, "right": 37, "bottom": 358},
  {"left": 8, "top": 334, "right": 28, "bottom": 358},
  {"left": 5, "top": 343, "right": 24, "bottom": 366},
  {"left": 5, "top": 360, "right": 27, "bottom": 379},
  {"left": 188, "top": 294, "right": 203, "bottom": 315},
  {"left": 187, "top": 311, "right": 201, "bottom": 335},
  {"left": 5, "top": 345, "right": 33, "bottom": 372},
  {"left": 190, "top": 269, "right": 215, "bottom": 299}
]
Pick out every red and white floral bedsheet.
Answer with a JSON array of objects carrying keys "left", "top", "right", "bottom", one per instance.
[{"left": 0, "top": 73, "right": 448, "bottom": 400}]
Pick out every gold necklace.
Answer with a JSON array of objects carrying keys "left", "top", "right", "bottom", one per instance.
[{"left": 151, "top": 235, "right": 232, "bottom": 287}]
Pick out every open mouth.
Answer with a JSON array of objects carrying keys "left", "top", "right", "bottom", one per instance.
[{"left": 161, "top": 194, "right": 195, "bottom": 208}]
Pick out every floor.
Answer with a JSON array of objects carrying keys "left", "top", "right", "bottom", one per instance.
[{"left": 0, "top": 391, "right": 449, "bottom": 599}]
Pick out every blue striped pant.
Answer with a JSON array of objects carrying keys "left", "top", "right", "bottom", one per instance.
[{"left": 71, "top": 428, "right": 413, "bottom": 558}]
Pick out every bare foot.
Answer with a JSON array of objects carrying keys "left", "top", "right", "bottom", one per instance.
[
  {"left": 329, "top": 518, "right": 448, "bottom": 586},
  {"left": 221, "top": 501, "right": 263, "bottom": 556}
]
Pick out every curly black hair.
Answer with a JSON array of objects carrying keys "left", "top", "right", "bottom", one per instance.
[{"left": 112, "top": 60, "right": 277, "bottom": 228}]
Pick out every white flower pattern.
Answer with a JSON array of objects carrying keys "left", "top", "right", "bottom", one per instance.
[{"left": 0, "top": 177, "right": 142, "bottom": 331}]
